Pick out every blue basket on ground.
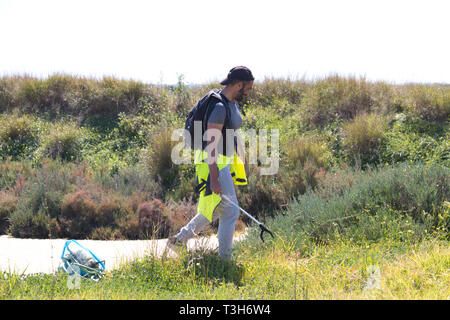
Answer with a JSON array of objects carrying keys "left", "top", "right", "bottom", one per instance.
[{"left": 59, "top": 240, "right": 106, "bottom": 281}]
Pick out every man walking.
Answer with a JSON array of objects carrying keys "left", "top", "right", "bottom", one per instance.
[{"left": 167, "top": 66, "right": 254, "bottom": 259}]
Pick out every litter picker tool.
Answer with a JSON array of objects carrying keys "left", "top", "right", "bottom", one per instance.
[{"left": 222, "top": 194, "right": 274, "bottom": 243}]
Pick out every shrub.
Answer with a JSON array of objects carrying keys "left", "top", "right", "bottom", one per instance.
[
  {"left": 58, "top": 190, "right": 137, "bottom": 239},
  {"left": 0, "top": 74, "right": 163, "bottom": 122},
  {"left": 36, "top": 122, "right": 84, "bottom": 161},
  {"left": 95, "top": 163, "right": 163, "bottom": 199},
  {"left": 165, "top": 198, "right": 199, "bottom": 235},
  {"left": 170, "top": 74, "right": 192, "bottom": 113},
  {"left": 164, "top": 165, "right": 197, "bottom": 202},
  {"left": 90, "top": 226, "right": 123, "bottom": 240},
  {"left": 406, "top": 85, "right": 450, "bottom": 122},
  {"left": 382, "top": 115, "right": 449, "bottom": 166},
  {"left": 283, "top": 137, "right": 330, "bottom": 170},
  {"left": 59, "top": 190, "right": 97, "bottom": 238},
  {"left": 137, "top": 199, "right": 170, "bottom": 239},
  {"left": 236, "top": 165, "right": 287, "bottom": 220},
  {"left": 0, "top": 113, "right": 39, "bottom": 160},
  {"left": 0, "top": 160, "right": 32, "bottom": 190},
  {"left": 341, "top": 113, "right": 388, "bottom": 166},
  {"left": 144, "top": 125, "right": 181, "bottom": 193},
  {"left": 0, "top": 191, "right": 17, "bottom": 234},
  {"left": 117, "top": 112, "right": 151, "bottom": 146},
  {"left": 248, "top": 77, "right": 308, "bottom": 107},
  {"left": 279, "top": 163, "right": 449, "bottom": 244},
  {"left": 370, "top": 82, "right": 406, "bottom": 115},
  {"left": 8, "top": 159, "right": 82, "bottom": 238},
  {"left": 0, "top": 77, "right": 17, "bottom": 112},
  {"left": 87, "top": 77, "right": 148, "bottom": 115},
  {"left": 9, "top": 208, "right": 52, "bottom": 238},
  {"left": 300, "top": 75, "right": 373, "bottom": 126}
]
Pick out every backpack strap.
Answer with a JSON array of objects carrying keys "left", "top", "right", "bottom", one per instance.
[{"left": 202, "top": 89, "right": 231, "bottom": 132}]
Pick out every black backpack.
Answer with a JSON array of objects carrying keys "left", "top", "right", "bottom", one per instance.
[{"left": 183, "top": 89, "right": 230, "bottom": 150}]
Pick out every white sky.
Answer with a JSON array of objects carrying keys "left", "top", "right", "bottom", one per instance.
[{"left": 0, "top": 0, "right": 449, "bottom": 85}]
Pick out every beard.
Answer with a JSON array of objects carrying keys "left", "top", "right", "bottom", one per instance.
[{"left": 236, "top": 87, "right": 247, "bottom": 102}]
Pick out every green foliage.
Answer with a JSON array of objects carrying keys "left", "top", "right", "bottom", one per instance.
[
  {"left": 1, "top": 74, "right": 449, "bottom": 242},
  {"left": 382, "top": 114, "right": 449, "bottom": 166},
  {"left": 248, "top": 77, "right": 307, "bottom": 107},
  {"left": 95, "top": 163, "right": 163, "bottom": 198},
  {"left": 0, "top": 74, "right": 166, "bottom": 119},
  {"left": 406, "top": 85, "right": 450, "bottom": 122},
  {"left": 0, "top": 192, "right": 17, "bottom": 234},
  {"left": 1, "top": 157, "right": 198, "bottom": 239},
  {"left": 257, "top": 163, "right": 449, "bottom": 248},
  {"left": 0, "top": 159, "right": 32, "bottom": 190},
  {"left": 236, "top": 166, "right": 287, "bottom": 220},
  {"left": 341, "top": 113, "right": 389, "bottom": 166},
  {"left": 300, "top": 75, "right": 373, "bottom": 127},
  {"left": 143, "top": 125, "right": 183, "bottom": 194},
  {"left": 283, "top": 136, "right": 330, "bottom": 170},
  {"left": 0, "top": 113, "right": 40, "bottom": 160},
  {"left": 8, "top": 160, "right": 75, "bottom": 238},
  {"left": 34, "top": 122, "right": 85, "bottom": 162}
]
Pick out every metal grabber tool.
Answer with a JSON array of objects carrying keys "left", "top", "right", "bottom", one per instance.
[{"left": 222, "top": 194, "right": 274, "bottom": 243}]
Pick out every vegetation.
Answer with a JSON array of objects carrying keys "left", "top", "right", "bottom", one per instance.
[{"left": 0, "top": 74, "right": 448, "bottom": 299}]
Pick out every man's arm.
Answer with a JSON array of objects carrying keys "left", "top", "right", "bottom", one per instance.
[{"left": 206, "top": 122, "right": 223, "bottom": 195}]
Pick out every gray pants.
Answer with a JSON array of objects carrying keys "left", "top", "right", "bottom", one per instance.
[{"left": 175, "top": 164, "right": 240, "bottom": 259}]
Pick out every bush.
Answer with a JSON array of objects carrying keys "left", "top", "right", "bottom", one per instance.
[
  {"left": 236, "top": 165, "right": 287, "bottom": 220},
  {"left": 406, "top": 85, "right": 450, "bottom": 122},
  {"left": 283, "top": 137, "right": 330, "bottom": 170},
  {"left": 270, "top": 164, "right": 450, "bottom": 242},
  {"left": 59, "top": 190, "right": 97, "bottom": 238},
  {"left": 0, "top": 191, "right": 17, "bottom": 234},
  {"left": 137, "top": 199, "right": 170, "bottom": 239},
  {"left": 248, "top": 77, "right": 308, "bottom": 107},
  {"left": 8, "top": 159, "right": 82, "bottom": 238},
  {"left": 9, "top": 208, "right": 52, "bottom": 238},
  {"left": 3, "top": 74, "right": 161, "bottom": 118},
  {"left": 0, "top": 113, "right": 39, "bottom": 160},
  {"left": 300, "top": 75, "right": 373, "bottom": 127},
  {"left": 0, "top": 160, "right": 32, "bottom": 190},
  {"left": 144, "top": 125, "right": 182, "bottom": 193},
  {"left": 165, "top": 198, "right": 202, "bottom": 235},
  {"left": 341, "top": 113, "right": 388, "bottom": 166},
  {"left": 94, "top": 163, "right": 163, "bottom": 199},
  {"left": 0, "top": 77, "right": 17, "bottom": 112},
  {"left": 382, "top": 115, "right": 449, "bottom": 166},
  {"left": 36, "top": 122, "right": 84, "bottom": 161},
  {"left": 370, "top": 81, "right": 406, "bottom": 115}
]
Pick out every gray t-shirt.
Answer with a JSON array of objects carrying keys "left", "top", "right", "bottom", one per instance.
[{"left": 206, "top": 92, "right": 243, "bottom": 156}]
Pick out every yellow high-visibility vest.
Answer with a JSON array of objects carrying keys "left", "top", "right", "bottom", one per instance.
[{"left": 194, "top": 150, "right": 247, "bottom": 222}]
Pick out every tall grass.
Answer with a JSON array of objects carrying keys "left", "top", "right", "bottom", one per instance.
[{"left": 341, "top": 113, "right": 389, "bottom": 166}]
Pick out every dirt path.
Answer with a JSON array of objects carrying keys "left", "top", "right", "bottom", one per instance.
[{"left": 0, "top": 234, "right": 246, "bottom": 275}]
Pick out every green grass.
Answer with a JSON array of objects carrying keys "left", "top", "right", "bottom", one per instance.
[{"left": 0, "top": 237, "right": 448, "bottom": 300}]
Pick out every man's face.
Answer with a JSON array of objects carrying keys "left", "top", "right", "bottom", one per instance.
[{"left": 236, "top": 81, "right": 254, "bottom": 102}]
